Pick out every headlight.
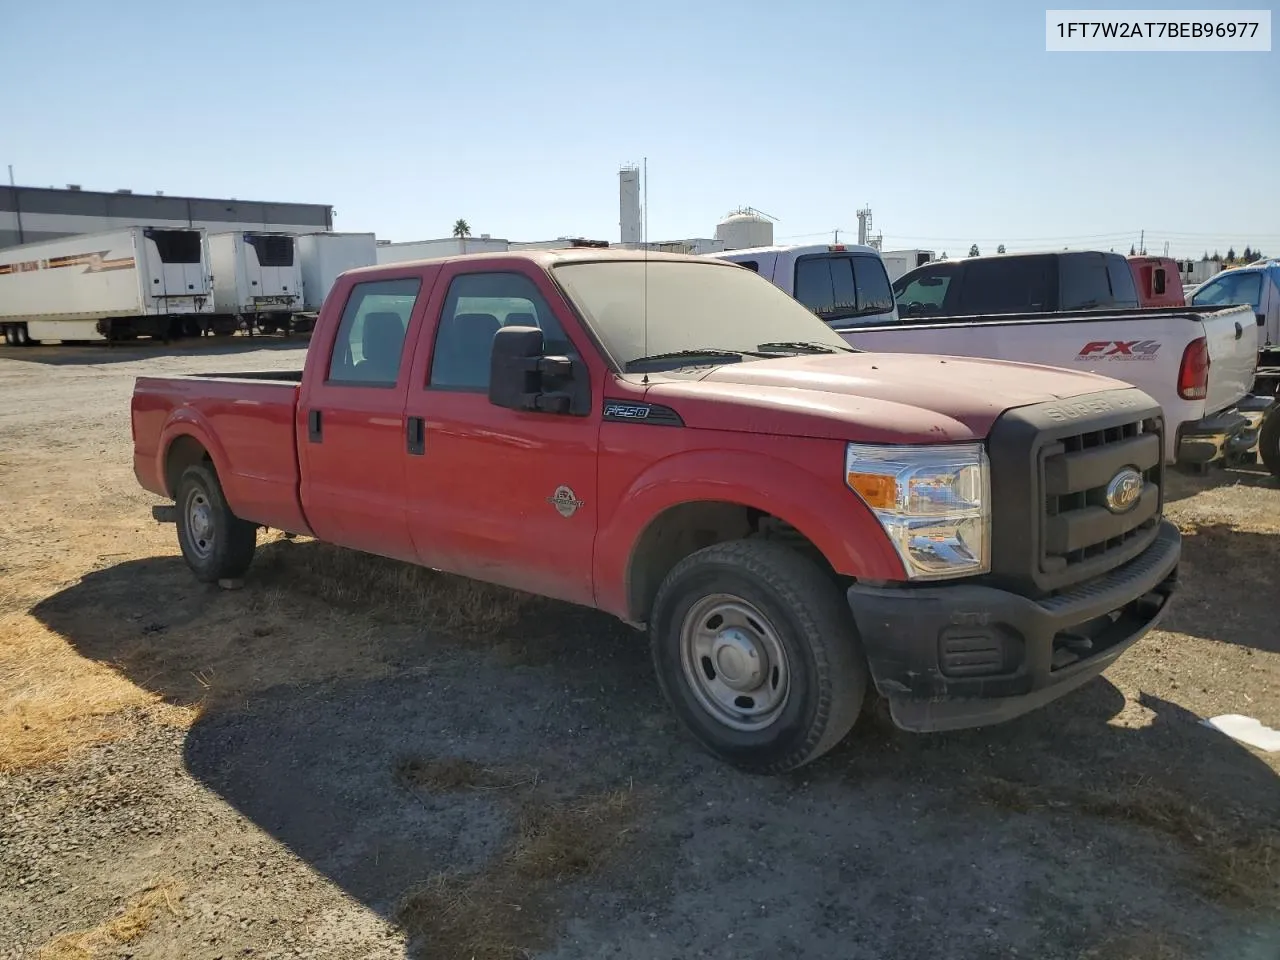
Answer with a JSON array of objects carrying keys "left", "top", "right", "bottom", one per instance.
[{"left": 845, "top": 442, "right": 990, "bottom": 580}]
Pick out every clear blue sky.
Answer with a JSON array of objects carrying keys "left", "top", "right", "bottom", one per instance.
[{"left": 2, "top": 1, "right": 1276, "bottom": 258}]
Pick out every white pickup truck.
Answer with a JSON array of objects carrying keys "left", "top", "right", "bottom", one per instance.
[{"left": 716, "top": 245, "right": 1266, "bottom": 470}]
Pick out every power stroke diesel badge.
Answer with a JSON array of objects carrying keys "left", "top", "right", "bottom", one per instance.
[{"left": 548, "top": 485, "right": 585, "bottom": 518}]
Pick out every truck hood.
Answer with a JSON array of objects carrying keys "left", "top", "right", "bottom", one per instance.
[{"left": 644, "top": 353, "right": 1132, "bottom": 443}]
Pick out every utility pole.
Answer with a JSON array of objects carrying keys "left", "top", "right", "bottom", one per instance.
[
  {"left": 833, "top": 228, "right": 840, "bottom": 243},
  {"left": 9, "top": 165, "right": 24, "bottom": 244},
  {"left": 1139, "top": 229, "right": 1145, "bottom": 256}
]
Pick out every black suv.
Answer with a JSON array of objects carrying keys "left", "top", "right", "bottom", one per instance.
[{"left": 893, "top": 251, "right": 1140, "bottom": 318}]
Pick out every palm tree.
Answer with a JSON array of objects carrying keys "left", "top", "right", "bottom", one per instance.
[{"left": 452, "top": 218, "right": 471, "bottom": 254}]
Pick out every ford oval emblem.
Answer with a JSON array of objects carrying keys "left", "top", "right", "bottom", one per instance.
[{"left": 1105, "top": 467, "right": 1143, "bottom": 513}]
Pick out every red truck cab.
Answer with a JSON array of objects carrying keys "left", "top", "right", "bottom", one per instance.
[
  {"left": 1128, "top": 256, "right": 1186, "bottom": 307},
  {"left": 132, "top": 250, "right": 1181, "bottom": 773}
]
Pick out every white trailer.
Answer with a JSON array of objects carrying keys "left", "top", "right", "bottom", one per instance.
[
  {"left": 0, "top": 227, "right": 213, "bottom": 343},
  {"left": 297, "top": 232, "right": 377, "bottom": 311},
  {"left": 208, "top": 231, "right": 303, "bottom": 333},
  {"left": 880, "top": 249, "right": 935, "bottom": 282}
]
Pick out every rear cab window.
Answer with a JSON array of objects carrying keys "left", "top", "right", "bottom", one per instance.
[
  {"left": 791, "top": 254, "right": 896, "bottom": 326},
  {"left": 327, "top": 278, "right": 422, "bottom": 385}
]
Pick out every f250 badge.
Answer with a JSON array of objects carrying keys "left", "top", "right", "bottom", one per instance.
[
  {"left": 1076, "top": 340, "right": 1161, "bottom": 361},
  {"left": 548, "top": 485, "right": 585, "bottom": 518}
]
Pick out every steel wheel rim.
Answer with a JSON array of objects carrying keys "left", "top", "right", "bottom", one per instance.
[
  {"left": 678, "top": 593, "right": 791, "bottom": 732},
  {"left": 184, "top": 486, "right": 215, "bottom": 560}
]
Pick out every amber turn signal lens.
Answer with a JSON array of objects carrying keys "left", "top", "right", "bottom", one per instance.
[{"left": 847, "top": 472, "right": 897, "bottom": 509}]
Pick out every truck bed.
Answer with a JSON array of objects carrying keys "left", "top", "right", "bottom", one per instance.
[
  {"left": 839, "top": 303, "right": 1259, "bottom": 464},
  {"left": 132, "top": 374, "right": 308, "bottom": 535}
]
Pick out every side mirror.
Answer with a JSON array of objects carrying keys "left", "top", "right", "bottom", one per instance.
[{"left": 488, "top": 325, "right": 578, "bottom": 414}]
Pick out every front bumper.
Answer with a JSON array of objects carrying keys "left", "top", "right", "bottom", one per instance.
[
  {"left": 1176, "top": 395, "right": 1274, "bottom": 465},
  {"left": 847, "top": 519, "right": 1181, "bottom": 733}
]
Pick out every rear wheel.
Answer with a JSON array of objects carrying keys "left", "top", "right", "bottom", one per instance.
[
  {"left": 1260, "top": 405, "right": 1280, "bottom": 478},
  {"left": 175, "top": 463, "right": 258, "bottom": 582},
  {"left": 15, "top": 324, "right": 30, "bottom": 346},
  {"left": 650, "top": 539, "right": 867, "bottom": 774}
]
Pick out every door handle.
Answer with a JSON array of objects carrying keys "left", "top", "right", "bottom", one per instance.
[
  {"left": 1235, "top": 321, "right": 1244, "bottom": 340},
  {"left": 307, "top": 409, "right": 323, "bottom": 443},
  {"left": 406, "top": 416, "right": 425, "bottom": 456}
]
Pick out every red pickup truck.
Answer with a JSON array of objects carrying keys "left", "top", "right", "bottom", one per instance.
[{"left": 132, "top": 250, "right": 1181, "bottom": 773}]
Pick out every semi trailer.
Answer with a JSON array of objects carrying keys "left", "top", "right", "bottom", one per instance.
[
  {"left": 0, "top": 227, "right": 214, "bottom": 343},
  {"left": 207, "top": 231, "right": 304, "bottom": 336},
  {"left": 297, "top": 232, "right": 377, "bottom": 312}
]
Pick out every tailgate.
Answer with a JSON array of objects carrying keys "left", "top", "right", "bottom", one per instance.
[{"left": 1200, "top": 305, "right": 1258, "bottom": 414}]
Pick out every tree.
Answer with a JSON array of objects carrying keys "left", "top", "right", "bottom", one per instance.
[
  {"left": 968, "top": 244, "right": 980, "bottom": 257},
  {"left": 939, "top": 251, "right": 948, "bottom": 260},
  {"left": 452, "top": 219, "right": 471, "bottom": 253},
  {"left": 1129, "top": 244, "right": 1136, "bottom": 256},
  {"left": 1243, "top": 246, "right": 1253, "bottom": 262},
  {"left": 1202, "top": 251, "right": 1210, "bottom": 261},
  {"left": 1212, "top": 250, "right": 1222, "bottom": 261},
  {"left": 997, "top": 244, "right": 1006, "bottom": 254},
  {"left": 1226, "top": 247, "right": 1236, "bottom": 262}
]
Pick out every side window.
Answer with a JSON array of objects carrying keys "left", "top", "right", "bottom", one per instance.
[
  {"left": 735, "top": 260, "right": 760, "bottom": 273},
  {"left": 1153, "top": 267, "right": 1166, "bottom": 295},
  {"left": 955, "top": 258, "right": 1053, "bottom": 315},
  {"left": 430, "top": 271, "right": 576, "bottom": 391},
  {"left": 1060, "top": 253, "right": 1130, "bottom": 310},
  {"left": 894, "top": 267, "right": 954, "bottom": 317},
  {"left": 1104, "top": 255, "right": 1140, "bottom": 307},
  {"left": 851, "top": 256, "right": 894, "bottom": 316},
  {"left": 326, "top": 277, "right": 421, "bottom": 385},
  {"left": 793, "top": 256, "right": 858, "bottom": 321}
]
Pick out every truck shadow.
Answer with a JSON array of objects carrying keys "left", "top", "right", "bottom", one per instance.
[
  {"left": 1168, "top": 523, "right": 1278, "bottom": 654},
  {"left": 29, "top": 542, "right": 1280, "bottom": 958},
  {"left": 0, "top": 336, "right": 307, "bottom": 367}
]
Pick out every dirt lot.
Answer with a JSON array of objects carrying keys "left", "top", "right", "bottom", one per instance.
[{"left": 1, "top": 340, "right": 1277, "bottom": 960}]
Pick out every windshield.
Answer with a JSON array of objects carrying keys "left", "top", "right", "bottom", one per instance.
[
  {"left": 1191, "top": 271, "right": 1263, "bottom": 311},
  {"left": 552, "top": 260, "right": 851, "bottom": 370}
]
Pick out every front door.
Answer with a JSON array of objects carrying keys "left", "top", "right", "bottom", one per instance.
[
  {"left": 402, "top": 264, "right": 599, "bottom": 606},
  {"left": 297, "top": 274, "right": 426, "bottom": 562}
]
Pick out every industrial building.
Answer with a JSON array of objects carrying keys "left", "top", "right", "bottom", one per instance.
[{"left": 0, "top": 184, "right": 333, "bottom": 250}]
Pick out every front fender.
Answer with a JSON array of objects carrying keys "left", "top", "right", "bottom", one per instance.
[{"left": 594, "top": 448, "right": 905, "bottom": 619}]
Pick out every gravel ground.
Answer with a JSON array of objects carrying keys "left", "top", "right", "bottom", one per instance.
[{"left": 1, "top": 339, "right": 1277, "bottom": 960}]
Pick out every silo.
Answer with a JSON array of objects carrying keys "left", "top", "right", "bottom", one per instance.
[
  {"left": 715, "top": 209, "right": 774, "bottom": 250},
  {"left": 619, "top": 166, "right": 641, "bottom": 245}
]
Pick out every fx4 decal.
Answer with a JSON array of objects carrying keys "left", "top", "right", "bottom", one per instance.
[{"left": 1076, "top": 339, "right": 1162, "bottom": 361}]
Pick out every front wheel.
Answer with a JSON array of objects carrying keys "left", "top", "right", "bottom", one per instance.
[
  {"left": 650, "top": 540, "right": 867, "bottom": 774},
  {"left": 1259, "top": 404, "right": 1280, "bottom": 478},
  {"left": 175, "top": 463, "right": 258, "bottom": 582}
]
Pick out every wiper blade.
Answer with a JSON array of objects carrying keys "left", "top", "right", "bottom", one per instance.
[
  {"left": 626, "top": 347, "right": 767, "bottom": 370},
  {"left": 757, "top": 340, "right": 855, "bottom": 354}
]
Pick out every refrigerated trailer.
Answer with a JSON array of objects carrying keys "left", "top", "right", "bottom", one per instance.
[
  {"left": 297, "top": 232, "right": 377, "bottom": 311},
  {"left": 208, "top": 231, "right": 304, "bottom": 334},
  {"left": 0, "top": 227, "right": 214, "bottom": 343}
]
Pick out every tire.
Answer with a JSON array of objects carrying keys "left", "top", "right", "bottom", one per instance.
[
  {"left": 174, "top": 463, "right": 258, "bottom": 582},
  {"left": 650, "top": 539, "right": 867, "bottom": 774},
  {"left": 15, "top": 325, "right": 30, "bottom": 346},
  {"left": 1260, "top": 404, "right": 1280, "bottom": 478},
  {"left": 4, "top": 327, "right": 14, "bottom": 346}
]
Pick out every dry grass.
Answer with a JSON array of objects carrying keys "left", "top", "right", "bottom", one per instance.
[
  {"left": 980, "top": 777, "right": 1280, "bottom": 908},
  {"left": 0, "top": 612, "right": 196, "bottom": 772},
  {"left": 394, "top": 755, "right": 640, "bottom": 960},
  {"left": 36, "top": 878, "right": 185, "bottom": 959}
]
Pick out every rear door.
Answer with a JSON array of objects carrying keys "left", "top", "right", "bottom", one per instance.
[{"left": 297, "top": 272, "right": 428, "bottom": 561}]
